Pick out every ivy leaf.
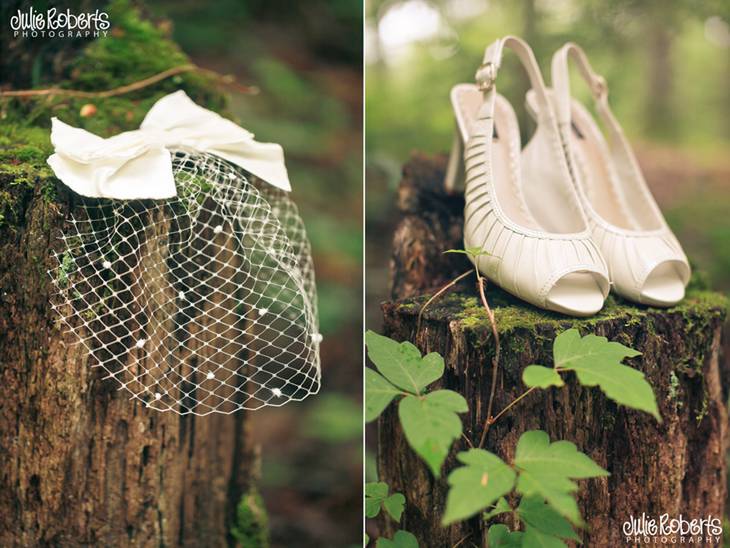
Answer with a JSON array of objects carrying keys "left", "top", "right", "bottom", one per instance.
[
  {"left": 487, "top": 524, "right": 523, "bottom": 547},
  {"left": 522, "top": 365, "right": 564, "bottom": 389},
  {"left": 366, "top": 369, "right": 402, "bottom": 422},
  {"left": 376, "top": 530, "right": 419, "bottom": 548},
  {"left": 514, "top": 430, "right": 608, "bottom": 525},
  {"left": 399, "top": 390, "right": 468, "bottom": 477},
  {"left": 522, "top": 526, "right": 568, "bottom": 548},
  {"left": 517, "top": 495, "right": 580, "bottom": 542},
  {"left": 552, "top": 329, "right": 659, "bottom": 420},
  {"left": 366, "top": 330, "right": 444, "bottom": 395},
  {"left": 483, "top": 496, "right": 512, "bottom": 521},
  {"left": 442, "top": 449, "right": 516, "bottom": 525},
  {"left": 365, "top": 482, "right": 388, "bottom": 518},
  {"left": 383, "top": 493, "right": 406, "bottom": 522},
  {"left": 365, "top": 481, "right": 406, "bottom": 521}
]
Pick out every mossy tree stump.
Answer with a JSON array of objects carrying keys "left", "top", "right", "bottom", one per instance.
[
  {"left": 377, "top": 154, "right": 729, "bottom": 546},
  {"left": 0, "top": 3, "right": 262, "bottom": 546}
]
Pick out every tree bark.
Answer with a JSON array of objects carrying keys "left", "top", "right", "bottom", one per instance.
[
  {"left": 0, "top": 3, "right": 261, "bottom": 545},
  {"left": 0, "top": 167, "right": 257, "bottom": 547},
  {"left": 377, "top": 154, "right": 729, "bottom": 546}
]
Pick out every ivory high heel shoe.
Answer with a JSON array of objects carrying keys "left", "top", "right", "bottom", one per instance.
[
  {"left": 525, "top": 43, "right": 690, "bottom": 307},
  {"left": 446, "top": 36, "right": 609, "bottom": 317}
]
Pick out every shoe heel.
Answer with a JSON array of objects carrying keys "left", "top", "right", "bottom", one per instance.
[{"left": 444, "top": 123, "right": 464, "bottom": 194}]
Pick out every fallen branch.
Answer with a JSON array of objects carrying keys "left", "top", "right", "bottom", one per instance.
[
  {"left": 416, "top": 269, "right": 473, "bottom": 332},
  {"left": 0, "top": 64, "right": 258, "bottom": 99}
]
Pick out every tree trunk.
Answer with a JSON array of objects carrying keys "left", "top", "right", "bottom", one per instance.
[
  {"left": 0, "top": 164, "right": 258, "bottom": 548},
  {"left": 0, "top": 5, "right": 259, "bottom": 545},
  {"left": 644, "top": 17, "right": 675, "bottom": 138},
  {"left": 377, "top": 154, "right": 729, "bottom": 546}
]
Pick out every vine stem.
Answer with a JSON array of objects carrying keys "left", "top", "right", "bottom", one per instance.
[
  {"left": 452, "top": 534, "right": 470, "bottom": 548},
  {"left": 0, "top": 64, "right": 258, "bottom": 99},
  {"left": 489, "top": 387, "right": 536, "bottom": 425},
  {"left": 460, "top": 432, "right": 474, "bottom": 449},
  {"left": 416, "top": 269, "right": 473, "bottom": 332},
  {"left": 477, "top": 271, "right": 500, "bottom": 449}
]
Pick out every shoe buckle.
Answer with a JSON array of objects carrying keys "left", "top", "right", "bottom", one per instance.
[
  {"left": 475, "top": 62, "right": 497, "bottom": 92},
  {"left": 591, "top": 75, "right": 608, "bottom": 98}
]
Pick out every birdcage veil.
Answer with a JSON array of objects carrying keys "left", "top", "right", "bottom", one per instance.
[{"left": 47, "top": 93, "right": 321, "bottom": 415}]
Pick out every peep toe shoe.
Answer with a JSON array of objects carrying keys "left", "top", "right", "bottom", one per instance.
[
  {"left": 445, "top": 36, "right": 609, "bottom": 317},
  {"left": 525, "top": 43, "right": 690, "bottom": 306}
]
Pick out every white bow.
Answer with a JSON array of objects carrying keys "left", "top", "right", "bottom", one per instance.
[{"left": 47, "top": 90, "right": 291, "bottom": 199}]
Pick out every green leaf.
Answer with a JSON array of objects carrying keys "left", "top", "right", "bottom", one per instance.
[
  {"left": 522, "top": 526, "right": 568, "bottom": 548},
  {"left": 365, "top": 482, "right": 388, "bottom": 518},
  {"left": 517, "top": 495, "right": 580, "bottom": 541},
  {"left": 522, "top": 365, "right": 565, "bottom": 389},
  {"left": 552, "top": 329, "right": 659, "bottom": 420},
  {"left": 376, "top": 530, "right": 419, "bottom": 548},
  {"left": 383, "top": 493, "right": 406, "bottom": 522},
  {"left": 366, "top": 369, "right": 402, "bottom": 421},
  {"left": 514, "top": 430, "right": 608, "bottom": 525},
  {"left": 366, "top": 330, "right": 444, "bottom": 394},
  {"left": 483, "top": 496, "right": 512, "bottom": 521},
  {"left": 365, "top": 482, "right": 406, "bottom": 522},
  {"left": 398, "top": 390, "right": 468, "bottom": 477},
  {"left": 443, "top": 449, "right": 516, "bottom": 525},
  {"left": 487, "top": 524, "right": 523, "bottom": 547}
]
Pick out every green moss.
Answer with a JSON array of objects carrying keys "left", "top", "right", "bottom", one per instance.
[
  {"left": 398, "top": 274, "right": 728, "bottom": 377},
  {"left": 0, "top": 124, "right": 58, "bottom": 229},
  {"left": 1, "top": 0, "right": 226, "bottom": 136},
  {"left": 0, "top": 0, "right": 227, "bottom": 231},
  {"left": 231, "top": 488, "right": 269, "bottom": 548},
  {"left": 56, "top": 251, "right": 75, "bottom": 288},
  {"left": 410, "top": 281, "right": 728, "bottom": 337},
  {"left": 666, "top": 371, "right": 684, "bottom": 411}
]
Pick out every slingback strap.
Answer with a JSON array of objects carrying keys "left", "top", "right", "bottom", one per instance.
[
  {"left": 550, "top": 42, "right": 666, "bottom": 225},
  {"left": 476, "top": 36, "right": 553, "bottom": 120},
  {"left": 551, "top": 42, "right": 622, "bottom": 138}
]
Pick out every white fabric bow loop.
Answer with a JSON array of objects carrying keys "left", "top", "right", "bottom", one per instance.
[{"left": 47, "top": 90, "right": 291, "bottom": 199}]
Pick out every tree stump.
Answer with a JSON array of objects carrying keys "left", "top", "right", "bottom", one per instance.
[
  {"left": 377, "top": 154, "right": 729, "bottom": 546},
  {"left": 0, "top": 5, "right": 261, "bottom": 546}
]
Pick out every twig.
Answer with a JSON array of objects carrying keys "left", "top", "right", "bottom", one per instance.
[
  {"left": 461, "top": 432, "right": 474, "bottom": 449},
  {"left": 489, "top": 387, "right": 536, "bottom": 425},
  {"left": 416, "top": 270, "right": 473, "bottom": 332},
  {"left": 452, "top": 534, "right": 471, "bottom": 548},
  {"left": 0, "top": 64, "right": 258, "bottom": 99},
  {"left": 477, "top": 272, "right": 501, "bottom": 449}
]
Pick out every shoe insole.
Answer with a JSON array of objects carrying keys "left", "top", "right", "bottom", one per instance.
[
  {"left": 568, "top": 100, "right": 637, "bottom": 229},
  {"left": 568, "top": 99, "right": 662, "bottom": 231}
]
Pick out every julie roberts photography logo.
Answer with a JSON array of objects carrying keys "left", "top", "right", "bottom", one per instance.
[
  {"left": 10, "top": 7, "right": 110, "bottom": 38},
  {"left": 623, "top": 513, "right": 723, "bottom": 544}
]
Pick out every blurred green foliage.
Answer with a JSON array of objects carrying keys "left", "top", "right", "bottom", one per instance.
[
  {"left": 304, "top": 393, "right": 362, "bottom": 443},
  {"left": 367, "top": 0, "right": 729, "bottom": 155}
]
